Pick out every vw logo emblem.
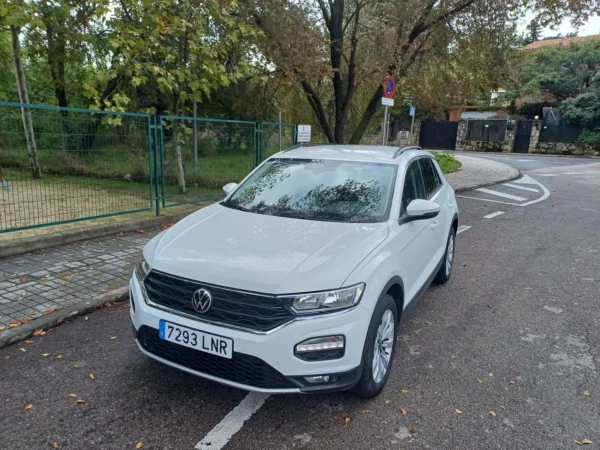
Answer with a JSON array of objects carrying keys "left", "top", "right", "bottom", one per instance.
[{"left": 192, "top": 288, "right": 213, "bottom": 313}]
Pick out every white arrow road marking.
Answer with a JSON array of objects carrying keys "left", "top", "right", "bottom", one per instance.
[
  {"left": 196, "top": 392, "right": 269, "bottom": 450},
  {"left": 457, "top": 225, "right": 471, "bottom": 234},
  {"left": 512, "top": 175, "right": 539, "bottom": 184},
  {"left": 484, "top": 211, "right": 504, "bottom": 219},
  {"left": 502, "top": 183, "right": 539, "bottom": 193},
  {"left": 475, "top": 188, "right": 527, "bottom": 202},
  {"left": 457, "top": 174, "right": 550, "bottom": 207}
]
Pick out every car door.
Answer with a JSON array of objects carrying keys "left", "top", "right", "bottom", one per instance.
[
  {"left": 393, "top": 159, "right": 432, "bottom": 305},
  {"left": 418, "top": 157, "right": 447, "bottom": 266}
]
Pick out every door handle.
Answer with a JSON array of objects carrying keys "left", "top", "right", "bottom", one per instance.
[{"left": 430, "top": 220, "right": 439, "bottom": 229}]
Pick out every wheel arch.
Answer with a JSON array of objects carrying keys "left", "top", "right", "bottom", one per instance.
[{"left": 379, "top": 276, "right": 405, "bottom": 324}]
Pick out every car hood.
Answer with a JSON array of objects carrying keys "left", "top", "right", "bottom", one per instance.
[{"left": 145, "top": 204, "right": 389, "bottom": 294}]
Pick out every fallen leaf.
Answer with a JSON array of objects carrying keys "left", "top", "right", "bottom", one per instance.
[
  {"left": 509, "top": 380, "right": 515, "bottom": 385},
  {"left": 408, "top": 426, "right": 416, "bottom": 434},
  {"left": 451, "top": 355, "right": 456, "bottom": 359},
  {"left": 19, "top": 348, "right": 26, "bottom": 352},
  {"left": 85, "top": 338, "right": 90, "bottom": 342},
  {"left": 454, "top": 408, "right": 463, "bottom": 415},
  {"left": 42, "top": 353, "right": 49, "bottom": 357},
  {"left": 500, "top": 405, "right": 505, "bottom": 409},
  {"left": 333, "top": 415, "right": 342, "bottom": 420},
  {"left": 136, "top": 443, "right": 143, "bottom": 449},
  {"left": 9, "top": 321, "right": 19, "bottom": 327},
  {"left": 575, "top": 439, "right": 593, "bottom": 445},
  {"left": 25, "top": 340, "right": 34, "bottom": 344},
  {"left": 19, "top": 277, "right": 27, "bottom": 283},
  {"left": 385, "top": 399, "right": 391, "bottom": 404},
  {"left": 73, "top": 364, "right": 79, "bottom": 368},
  {"left": 20, "top": 316, "right": 32, "bottom": 324},
  {"left": 489, "top": 372, "right": 494, "bottom": 377},
  {"left": 0, "top": 325, "right": 5, "bottom": 331},
  {"left": 108, "top": 285, "right": 116, "bottom": 289},
  {"left": 56, "top": 355, "right": 63, "bottom": 359},
  {"left": 424, "top": 321, "right": 431, "bottom": 325},
  {"left": 24, "top": 403, "right": 32, "bottom": 410},
  {"left": 135, "top": 229, "right": 144, "bottom": 233},
  {"left": 85, "top": 316, "right": 88, "bottom": 321},
  {"left": 361, "top": 409, "right": 370, "bottom": 414},
  {"left": 53, "top": 443, "right": 60, "bottom": 449},
  {"left": 116, "top": 232, "right": 125, "bottom": 236},
  {"left": 68, "top": 394, "right": 77, "bottom": 398},
  {"left": 76, "top": 399, "right": 86, "bottom": 404},
  {"left": 110, "top": 336, "right": 117, "bottom": 340},
  {"left": 400, "top": 409, "right": 407, "bottom": 415},
  {"left": 344, "top": 417, "right": 351, "bottom": 424},
  {"left": 489, "top": 410, "right": 497, "bottom": 417},
  {"left": 477, "top": 378, "right": 484, "bottom": 384},
  {"left": 89, "top": 373, "right": 95, "bottom": 380},
  {"left": 400, "top": 389, "right": 409, "bottom": 394},
  {"left": 584, "top": 391, "right": 590, "bottom": 397},
  {"left": 161, "top": 222, "right": 175, "bottom": 229}
]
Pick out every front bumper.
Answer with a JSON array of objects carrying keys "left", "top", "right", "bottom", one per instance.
[{"left": 129, "top": 275, "right": 370, "bottom": 393}]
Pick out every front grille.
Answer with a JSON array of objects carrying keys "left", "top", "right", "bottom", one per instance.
[
  {"left": 144, "top": 270, "right": 294, "bottom": 332},
  {"left": 137, "top": 326, "right": 296, "bottom": 389}
]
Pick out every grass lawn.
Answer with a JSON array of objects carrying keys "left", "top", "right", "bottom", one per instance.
[{"left": 431, "top": 152, "right": 461, "bottom": 174}]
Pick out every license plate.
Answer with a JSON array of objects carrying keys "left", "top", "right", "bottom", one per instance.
[{"left": 159, "top": 320, "right": 233, "bottom": 359}]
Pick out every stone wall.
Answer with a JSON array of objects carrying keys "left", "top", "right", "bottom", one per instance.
[
  {"left": 455, "top": 119, "right": 514, "bottom": 152},
  {"left": 389, "top": 121, "right": 420, "bottom": 147},
  {"left": 532, "top": 141, "right": 600, "bottom": 156}
]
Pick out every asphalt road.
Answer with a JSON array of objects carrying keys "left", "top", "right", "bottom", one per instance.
[{"left": 1, "top": 153, "right": 599, "bottom": 450}]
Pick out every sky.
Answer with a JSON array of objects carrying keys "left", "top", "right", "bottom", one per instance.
[{"left": 519, "top": 12, "right": 600, "bottom": 38}]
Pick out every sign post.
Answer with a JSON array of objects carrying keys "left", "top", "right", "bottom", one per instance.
[
  {"left": 382, "top": 75, "right": 396, "bottom": 145},
  {"left": 409, "top": 105, "right": 416, "bottom": 141}
]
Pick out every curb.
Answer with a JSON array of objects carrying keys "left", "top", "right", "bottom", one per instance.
[
  {"left": 451, "top": 151, "right": 600, "bottom": 160},
  {"left": 0, "top": 208, "right": 198, "bottom": 259},
  {"left": 0, "top": 287, "right": 128, "bottom": 349},
  {"left": 453, "top": 172, "right": 521, "bottom": 193}
]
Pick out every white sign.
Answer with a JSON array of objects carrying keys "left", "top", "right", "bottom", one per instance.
[
  {"left": 381, "top": 97, "right": 394, "bottom": 107},
  {"left": 297, "top": 125, "right": 311, "bottom": 142}
]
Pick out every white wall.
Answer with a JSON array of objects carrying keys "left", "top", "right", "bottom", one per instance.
[{"left": 460, "top": 111, "right": 498, "bottom": 119}]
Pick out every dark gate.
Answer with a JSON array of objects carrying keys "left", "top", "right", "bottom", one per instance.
[
  {"left": 419, "top": 121, "right": 459, "bottom": 150},
  {"left": 513, "top": 120, "right": 533, "bottom": 153}
]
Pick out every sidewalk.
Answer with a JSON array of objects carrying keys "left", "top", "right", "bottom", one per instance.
[{"left": 0, "top": 154, "right": 519, "bottom": 347}]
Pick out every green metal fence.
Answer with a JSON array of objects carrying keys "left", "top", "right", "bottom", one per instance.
[
  {"left": 0, "top": 101, "right": 153, "bottom": 233},
  {"left": 158, "top": 115, "right": 257, "bottom": 208},
  {"left": 0, "top": 101, "right": 298, "bottom": 233}
]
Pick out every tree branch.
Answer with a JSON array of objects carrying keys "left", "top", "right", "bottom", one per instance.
[
  {"left": 316, "top": 0, "right": 331, "bottom": 29},
  {"left": 298, "top": 76, "right": 335, "bottom": 143}
]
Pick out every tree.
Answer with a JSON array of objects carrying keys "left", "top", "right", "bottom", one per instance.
[
  {"left": 508, "top": 39, "right": 600, "bottom": 102},
  {"left": 249, "top": 0, "right": 595, "bottom": 144},
  {"left": 526, "top": 19, "right": 542, "bottom": 44}
]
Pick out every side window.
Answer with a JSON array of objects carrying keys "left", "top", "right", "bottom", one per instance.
[
  {"left": 420, "top": 158, "right": 441, "bottom": 198},
  {"left": 401, "top": 161, "right": 426, "bottom": 214}
]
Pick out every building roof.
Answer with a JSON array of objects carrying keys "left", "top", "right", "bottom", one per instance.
[
  {"left": 275, "top": 144, "right": 427, "bottom": 164},
  {"left": 521, "top": 34, "right": 600, "bottom": 50}
]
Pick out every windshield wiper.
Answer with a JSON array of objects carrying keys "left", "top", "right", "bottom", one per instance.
[{"left": 221, "top": 201, "right": 253, "bottom": 213}]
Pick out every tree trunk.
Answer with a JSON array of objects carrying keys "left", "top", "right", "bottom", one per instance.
[
  {"left": 11, "top": 25, "right": 41, "bottom": 178},
  {"left": 349, "top": 85, "right": 383, "bottom": 144},
  {"left": 81, "top": 74, "right": 121, "bottom": 151},
  {"left": 173, "top": 121, "right": 186, "bottom": 194}
]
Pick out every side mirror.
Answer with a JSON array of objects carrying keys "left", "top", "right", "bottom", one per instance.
[
  {"left": 405, "top": 199, "right": 440, "bottom": 221},
  {"left": 223, "top": 183, "right": 238, "bottom": 195}
]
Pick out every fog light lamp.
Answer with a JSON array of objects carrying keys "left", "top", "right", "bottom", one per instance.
[{"left": 295, "top": 336, "right": 344, "bottom": 353}]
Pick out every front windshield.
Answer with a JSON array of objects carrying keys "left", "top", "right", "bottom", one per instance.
[{"left": 223, "top": 158, "right": 397, "bottom": 223}]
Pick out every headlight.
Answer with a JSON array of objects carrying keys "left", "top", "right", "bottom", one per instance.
[
  {"left": 135, "top": 254, "right": 152, "bottom": 284},
  {"left": 279, "top": 284, "right": 365, "bottom": 315}
]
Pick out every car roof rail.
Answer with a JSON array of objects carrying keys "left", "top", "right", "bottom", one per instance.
[
  {"left": 283, "top": 143, "right": 329, "bottom": 152},
  {"left": 393, "top": 146, "right": 423, "bottom": 158}
]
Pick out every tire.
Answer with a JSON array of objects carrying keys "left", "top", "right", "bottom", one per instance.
[
  {"left": 433, "top": 226, "right": 456, "bottom": 285},
  {"left": 352, "top": 295, "right": 398, "bottom": 398}
]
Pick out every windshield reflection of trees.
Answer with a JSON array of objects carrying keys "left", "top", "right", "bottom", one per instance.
[{"left": 231, "top": 161, "right": 386, "bottom": 222}]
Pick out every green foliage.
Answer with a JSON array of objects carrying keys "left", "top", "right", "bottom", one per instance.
[
  {"left": 577, "top": 128, "right": 600, "bottom": 142},
  {"left": 509, "top": 40, "right": 600, "bottom": 102},
  {"left": 431, "top": 153, "right": 462, "bottom": 174}
]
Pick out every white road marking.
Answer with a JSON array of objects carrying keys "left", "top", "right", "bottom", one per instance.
[
  {"left": 195, "top": 392, "right": 269, "bottom": 450},
  {"left": 563, "top": 172, "right": 583, "bottom": 175},
  {"left": 519, "top": 177, "right": 551, "bottom": 207},
  {"left": 538, "top": 174, "right": 556, "bottom": 177},
  {"left": 517, "top": 159, "right": 535, "bottom": 161},
  {"left": 456, "top": 195, "right": 520, "bottom": 206},
  {"left": 457, "top": 225, "right": 471, "bottom": 234},
  {"left": 484, "top": 211, "right": 505, "bottom": 219},
  {"left": 475, "top": 188, "right": 527, "bottom": 202},
  {"left": 512, "top": 175, "right": 539, "bottom": 184},
  {"left": 502, "top": 183, "right": 539, "bottom": 193}
]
